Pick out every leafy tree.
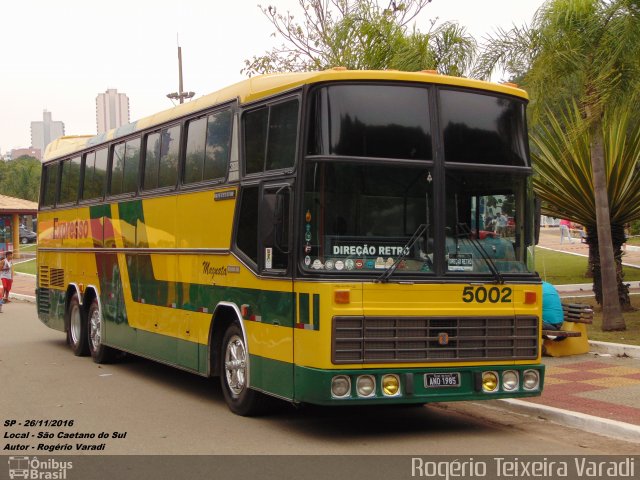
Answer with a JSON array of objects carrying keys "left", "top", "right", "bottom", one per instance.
[
  {"left": 0, "top": 157, "right": 41, "bottom": 202},
  {"left": 476, "top": 0, "right": 640, "bottom": 331},
  {"left": 242, "top": 0, "right": 476, "bottom": 75}
]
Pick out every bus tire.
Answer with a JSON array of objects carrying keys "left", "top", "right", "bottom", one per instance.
[
  {"left": 67, "top": 293, "right": 89, "bottom": 356},
  {"left": 87, "top": 298, "right": 116, "bottom": 364},
  {"left": 220, "top": 322, "right": 265, "bottom": 416}
]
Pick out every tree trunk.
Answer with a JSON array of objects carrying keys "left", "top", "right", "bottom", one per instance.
[
  {"left": 588, "top": 224, "right": 632, "bottom": 311},
  {"left": 586, "top": 226, "right": 601, "bottom": 302},
  {"left": 586, "top": 227, "right": 596, "bottom": 279},
  {"left": 589, "top": 118, "right": 626, "bottom": 330},
  {"left": 612, "top": 223, "right": 632, "bottom": 311}
]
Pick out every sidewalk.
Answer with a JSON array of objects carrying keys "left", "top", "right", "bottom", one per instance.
[
  {"left": 10, "top": 266, "right": 640, "bottom": 442},
  {"left": 501, "top": 348, "right": 640, "bottom": 443}
]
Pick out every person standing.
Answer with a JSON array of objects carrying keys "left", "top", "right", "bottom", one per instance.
[
  {"left": 1, "top": 251, "right": 14, "bottom": 303},
  {"left": 559, "top": 219, "right": 573, "bottom": 244}
]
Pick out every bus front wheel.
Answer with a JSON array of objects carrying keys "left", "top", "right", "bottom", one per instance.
[
  {"left": 87, "top": 298, "right": 116, "bottom": 364},
  {"left": 67, "top": 293, "right": 88, "bottom": 356},
  {"left": 220, "top": 323, "right": 265, "bottom": 416}
]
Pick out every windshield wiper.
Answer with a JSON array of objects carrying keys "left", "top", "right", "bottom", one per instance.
[
  {"left": 376, "top": 224, "right": 427, "bottom": 284},
  {"left": 456, "top": 222, "right": 504, "bottom": 284}
]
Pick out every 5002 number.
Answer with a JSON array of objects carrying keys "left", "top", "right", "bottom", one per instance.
[{"left": 462, "top": 286, "right": 512, "bottom": 303}]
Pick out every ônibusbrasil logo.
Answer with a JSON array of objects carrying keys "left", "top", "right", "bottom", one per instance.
[{"left": 7, "top": 456, "right": 72, "bottom": 479}]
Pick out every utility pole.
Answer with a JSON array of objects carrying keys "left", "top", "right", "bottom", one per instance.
[{"left": 167, "top": 38, "right": 194, "bottom": 104}]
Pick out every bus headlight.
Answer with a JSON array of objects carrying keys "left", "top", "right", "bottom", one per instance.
[
  {"left": 523, "top": 370, "right": 540, "bottom": 391},
  {"left": 356, "top": 375, "right": 376, "bottom": 397},
  {"left": 502, "top": 370, "right": 519, "bottom": 391},
  {"left": 331, "top": 375, "right": 351, "bottom": 398},
  {"left": 381, "top": 374, "right": 400, "bottom": 396},
  {"left": 482, "top": 371, "right": 499, "bottom": 393}
]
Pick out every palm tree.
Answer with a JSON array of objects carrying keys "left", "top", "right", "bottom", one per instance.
[
  {"left": 532, "top": 103, "right": 640, "bottom": 311},
  {"left": 390, "top": 22, "right": 477, "bottom": 75},
  {"left": 475, "top": 0, "right": 640, "bottom": 331}
]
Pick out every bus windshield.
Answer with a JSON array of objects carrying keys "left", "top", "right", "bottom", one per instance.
[
  {"left": 302, "top": 162, "right": 435, "bottom": 273},
  {"left": 302, "top": 162, "right": 533, "bottom": 276}
]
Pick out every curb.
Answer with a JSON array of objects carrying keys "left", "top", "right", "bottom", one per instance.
[
  {"left": 555, "top": 281, "right": 640, "bottom": 293},
  {"left": 497, "top": 399, "right": 640, "bottom": 443},
  {"left": 9, "top": 293, "right": 36, "bottom": 303},
  {"left": 589, "top": 340, "right": 640, "bottom": 359},
  {"left": 495, "top": 341, "right": 640, "bottom": 442}
]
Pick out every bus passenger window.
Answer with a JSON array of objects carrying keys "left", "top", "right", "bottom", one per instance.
[
  {"left": 185, "top": 117, "right": 207, "bottom": 184},
  {"left": 243, "top": 99, "right": 299, "bottom": 176},
  {"left": 123, "top": 138, "right": 141, "bottom": 193},
  {"left": 110, "top": 143, "right": 125, "bottom": 195},
  {"left": 59, "top": 156, "right": 81, "bottom": 204},
  {"left": 42, "top": 163, "right": 59, "bottom": 207},
  {"left": 266, "top": 100, "right": 298, "bottom": 170},
  {"left": 143, "top": 132, "right": 160, "bottom": 190},
  {"left": 244, "top": 108, "right": 268, "bottom": 175},
  {"left": 82, "top": 148, "right": 108, "bottom": 200},
  {"left": 110, "top": 139, "right": 140, "bottom": 195},
  {"left": 205, "top": 109, "right": 231, "bottom": 181},
  {"left": 159, "top": 125, "right": 180, "bottom": 188}
]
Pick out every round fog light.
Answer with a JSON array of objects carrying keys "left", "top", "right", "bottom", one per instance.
[
  {"left": 381, "top": 374, "right": 400, "bottom": 396},
  {"left": 331, "top": 375, "right": 351, "bottom": 398},
  {"left": 523, "top": 369, "right": 540, "bottom": 391},
  {"left": 502, "top": 370, "right": 519, "bottom": 391},
  {"left": 482, "top": 371, "right": 499, "bottom": 393},
  {"left": 356, "top": 375, "right": 376, "bottom": 397}
]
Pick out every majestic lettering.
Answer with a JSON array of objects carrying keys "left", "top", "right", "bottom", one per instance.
[{"left": 202, "top": 261, "right": 227, "bottom": 278}]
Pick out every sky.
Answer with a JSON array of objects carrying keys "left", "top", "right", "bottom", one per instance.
[{"left": 0, "top": 0, "right": 545, "bottom": 153}]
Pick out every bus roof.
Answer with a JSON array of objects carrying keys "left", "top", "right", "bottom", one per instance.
[{"left": 43, "top": 69, "right": 528, "bottom": 162}]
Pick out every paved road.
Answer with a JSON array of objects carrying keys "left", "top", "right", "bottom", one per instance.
[{"left": 1, "top": 301, "right": 638, "bottom": 456}]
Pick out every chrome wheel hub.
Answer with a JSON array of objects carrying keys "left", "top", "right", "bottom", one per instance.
[
  {"left": 70, "top": 304, "right": 81, "bottom": 345},
  {"left": 89, "top": 308, "right": 102, "bottom": 350},
  {"left": 224, "top": 335, "right": 247, "bottom": 396}
]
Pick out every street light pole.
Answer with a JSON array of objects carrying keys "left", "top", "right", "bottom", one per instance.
[{"left": 167, "top": 42, "right": 194, "bottom": 104}]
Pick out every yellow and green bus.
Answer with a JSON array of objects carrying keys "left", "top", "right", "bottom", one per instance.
[{"left": 37, "top": 69, "right": 544, "bottom": 415}]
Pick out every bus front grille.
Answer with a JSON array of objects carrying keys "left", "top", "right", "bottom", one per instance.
[{"left": 332, "top": 315, "right": 538, "bottom": 364}]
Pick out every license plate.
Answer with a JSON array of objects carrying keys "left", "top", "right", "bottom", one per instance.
[{"left": 424, "top": 372, "right": 461, "bottom": 388}]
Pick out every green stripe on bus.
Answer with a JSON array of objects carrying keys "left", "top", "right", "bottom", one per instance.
[
  {"left": 249, "top": 354, "right": 293, "bottom": 400},
  {"left": 89, "top": 204, "right": 111, "bottom": 220},
  {"left": 127, "top": 254, "right": 293, "bottom": 326},
  {"left": 298, "top": 293, "right": 309, "bottom": 325},
  {"left": 117, "top": 199, "right": 145, "bottom": 228},
  {"left": 313, "top": 294, "right": 320, "bottom": 331}
]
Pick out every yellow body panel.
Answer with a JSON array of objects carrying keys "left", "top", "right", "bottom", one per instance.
[{"left": 294, "top": 281, "right": 542, "bottom": 370}]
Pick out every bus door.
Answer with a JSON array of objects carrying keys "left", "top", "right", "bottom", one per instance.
[{"left": 253, "top": 180, "right": 295, "bottom": 399}]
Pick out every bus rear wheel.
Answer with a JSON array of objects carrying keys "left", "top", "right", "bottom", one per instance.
[
  {"left": 67, "top": 293, "right": 88, "bottom": 356},
  {"left": 220, "top": 323, "right": 266, "bottom": 416},
  {"left": 87, "top": 298, "right": 116, "bottom": 364}
]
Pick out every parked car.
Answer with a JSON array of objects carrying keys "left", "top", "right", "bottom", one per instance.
[{"left": 19, "top": 226, "right": 37, "bottom": 244}]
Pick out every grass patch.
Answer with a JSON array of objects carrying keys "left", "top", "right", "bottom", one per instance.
[
  {"left": 535, "top": 247, "right": 640, "bottom": 285},
  {"left": 17, "top": 243, "right": 37, "bottom": 253},
  {"left": 14, "top": 259, "right": 36, "bottom": 275},
  {"left": 562, "top": 295, "right": 640, "bottom": 346}
]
